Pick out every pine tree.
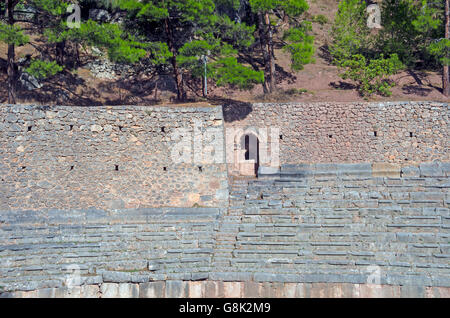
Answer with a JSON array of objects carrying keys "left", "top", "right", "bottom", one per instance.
[
  {"left": 412, "top": 0, "right": 449, "bottom": 96},
  {"left": 118, "top": 0, "right": 263, "bottom": 100},
  {"left": 248, "top": 0, "right": 315, "bottom": 93},
  {"left": 1, "top": 0, "right": 149, "bottom": 104},
  {"left": 1, "top": 1, "right": 29, "bottom": 103},
  {"left": 329, "top": 0, "right": 369, "bottom": 63}
]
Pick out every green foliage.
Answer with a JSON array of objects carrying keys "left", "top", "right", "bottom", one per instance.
[
  {"left": 249, "top": 0, "right": 309, "bottom": 16},
  {"left": 213, "top": 15, "right": 256, "bottom": 50},
  {"left": 377, "top": 0, "right": 422, "bottom": 66},
  {"left": 25, "top": 60, "right": 63, "bottom": 79},
  {"left": 428, "top": 39, "right": 450, "bottom": 67},
  {"left": 311, "top": 14, "right": 328, "bottom": 25},
  {"left": 411, "top": 0, "right": 442, "bottom": 31},
  {"left": 0, "top": 23, "right": 29, "bottom": 46},
  {"left": 145, "top": 42, "right": 173, "bottom": 66},
  {"left": 377, "top": 0, "right": 445, "bottom": 67},
  {"left": 330, "top": 0, "right": 369, "bottom": 63},
  {"left": 411, "top": 1, "right": 447, "bottom": 68},
  {"left": 31, "top": 0, "right": 69, "bottom": 15},
  {"left": 339, "top": 54, "right": 404, "bottom": 97},
  {"left": 283, "top": 23, "right": 315, "bottom": 71},
  {"left": 331, "top": 0, "right": 446, "bottom": 72},
  {"left": 118, "top": 0, "right": 263, "bottom": 94},
  {"left": 247, "top": 0, "right": 314, "bottom": 75},
  {"left": 177, "top": 35, "right": 263, "bottom": 89},
  {"left": 45, "top": 20, "right": 149, "bottom": 64},
  {"left": 120, "top": 0, "right": 216, "bottom": 25},
  {"left": 285, "top": 88, "right": 308, "bottom": 95},
  {"left": 212, "top": 57, "right": 264, "bottom": 89},
  {"left": 215, "top": 0, "right": 240, "bottom": 10}
]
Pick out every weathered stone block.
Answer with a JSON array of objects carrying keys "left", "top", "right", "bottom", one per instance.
[
  {"left": 118, "top": 283, "right": 139, "bottom": 298},
  {"left": 100, "top": 283, "right": 119, "bottom": 298},
  {"left": 420, "top": 162, "right": 444, "bottom": 177},
  {"left": 372, "top": 163, "right": 401, "bottom": 178},
  {"left": 223, "top": 282, "right": 242, "bottom": 298},
  {"left": 401, "top": 285, "right": 425, "bottom": 298},
  {"left": 102, "top": 271, "right": 132, "bottom": 283},
  {"left": 81, "top": 285, "right": 101, "bottom": 298},
  {"left": 401, "top": 166, "right": 420, "bottom": 177},
  {"left": 139, "top": 282, "right": 165, "bottom": 298},
  {"left": 165, "top": 281, "right": 188, "bottom": 298},
  {"left": 188, "top": 282, "right": 204, "bottom": 298}
]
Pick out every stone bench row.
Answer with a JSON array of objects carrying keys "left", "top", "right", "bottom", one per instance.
[
  {"left": 258, "top": 162, "right": 450, "bottom": 179},
  {"left": 0, "top": 207, "right": 223, "bottom": 225}
]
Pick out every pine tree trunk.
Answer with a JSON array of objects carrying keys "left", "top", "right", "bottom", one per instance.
[
  {"left": 265, "top": 12, "right": 276, "bottom": 93},
  {"left": 164, "top": 18, "right": 186, "bottom": 101},
  {"left": 444, "top": 0, "right": 449, "bottom": 97},
  {"left": 6, "top": 0, "right": 17, "bottom": 104},
  {"left": 258, "top": 12, "right": 270, "bottom": 94},
  {"left": 56, "top": 41, "right": 65, "bottom": 66},
  {"left": 202, "top": 75, "right": 206, "bottom": 98}
]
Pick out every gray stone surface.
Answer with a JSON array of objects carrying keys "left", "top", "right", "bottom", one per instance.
[
  {"left": 0, "top": 102, "right": 449, "bottom": 297},
  {"left": 0, "top": 105, "right": 228, "bottom": 211}
]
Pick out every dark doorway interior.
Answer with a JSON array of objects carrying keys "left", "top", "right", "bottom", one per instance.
[{"left": 242, "top": 134, "right": 260, "bottom": 176}]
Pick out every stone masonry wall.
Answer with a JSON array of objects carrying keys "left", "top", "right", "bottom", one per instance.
[
  {"left": 0, "top": 105, "right": 228, "bottom": 210},
  {"left": 223, "top": 101, "right": 449, "bottom": 166},
  {"left": 1, "top": 101, "right": 449, "bottom": 298}
]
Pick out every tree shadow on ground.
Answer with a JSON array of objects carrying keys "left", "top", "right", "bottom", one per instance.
[
  {"left": 98, "top": 74, "right": 180, "bottom": 105},
  {"left": 318, "top": 45, "right": 334, "bottom": 64},
  {"left": 6, "top": 70, "right": 101, "bottom": 106},
  {"left": 209, "top": 97, "right": 253, "bottom": 123},
  {"left": 404, "top": 69, "right": 443, "bottom": 95},
  {"left": 329, "top": 81, "right": 357, "bottom": 90},
  {"left": 401, "top": 85, "right": 433, "bottom": 96},
  {"left": 275, "top": 64, "right": 297, "bottom": 85}
]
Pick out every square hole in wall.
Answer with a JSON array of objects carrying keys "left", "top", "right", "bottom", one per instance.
[
  {"left": 27, "top": 126, "right": 32, "bottom": 132},
  {"left": 115, "top": 165, "right": 119, "bottom": 171},
  {"left": 198, "top": 166, "right": 203, "bottom": 172},
  {"left": 279, "top": 135, "right": 283, "bottom": 140},
  {"left": 161, "top": 127, "right": 166, "bottom": 133},
  {"left": 69, "top": 125, "right": 73, "bottom": 131},
  {"left": 328, "top": 134, "right": 333, "bottom": 138},
  {"left": 374, "top": 131, "right": 377, "bottom": 137},
  {"left": 163, "top": 167, "right": 167, "bottom": 171},
  {"left": 410, "top": 132, "right": 413, "bottom": 137}
]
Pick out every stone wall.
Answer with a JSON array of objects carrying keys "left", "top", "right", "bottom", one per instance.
[
  {"left": 223, "top": 101, "right": 449, "bottom": 167},
  {"left": 1, "top": 101, "right": 449, "bottom": 298},
  {"left": 0, "top": 105, "right": 228, "bottom": 210}
]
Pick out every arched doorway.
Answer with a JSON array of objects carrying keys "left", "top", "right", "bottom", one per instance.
[{"left": 239, "top": 133, "right": 259, "bottom": 176}]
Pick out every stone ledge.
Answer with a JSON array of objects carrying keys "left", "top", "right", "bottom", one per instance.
[{"left": 2, "top": 281, "right": 450, "bottom": 298}]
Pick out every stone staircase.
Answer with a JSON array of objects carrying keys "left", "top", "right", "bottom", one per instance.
[
  {"left": 0, "top": 208, "right": 222, "bottom": 292},
  {"left": 1, "top": 164, "right": 449, "bottom": 293},
  {"left": 217, "top": 167, "right": 450, "bottom": 286},
  {"left": 211, "top": 179, "right": 249, "bottom": 269}
]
